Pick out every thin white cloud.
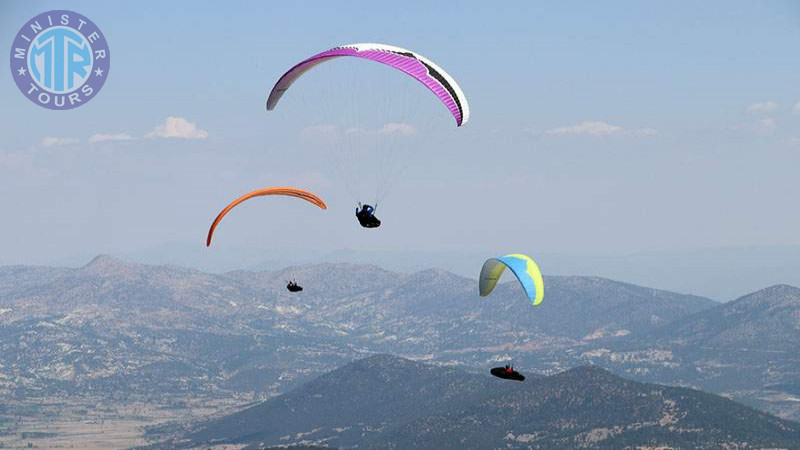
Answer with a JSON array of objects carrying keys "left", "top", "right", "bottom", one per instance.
[
  {"left": 755, "top": 118, "right": 776, "bottom": 135},
  {"left": 301, "top": 124, "right": 339, "bottom": 137},
  {"left": 145, "top": 116, "right": 208, "bottom": 139},
  {"left": 378, "top": 122, "right": 417, "bottom": 136},
  {"left": 302, "top": 123, "right": 417, "bottom": 138},
  {"left": 629, "top": 127, "right": 658, "bottom": 137},
  {"left": 780, "top": 137, "right": 800, "bottom": 146},
  {"left": 540, "top": 121, "right": 656, "bottom": 137},
  {"left": 39, "top": 137, "right": 79, "bottom": 147},
  {"left": 0, "top": 148, "right": 55, "bottom": 178},
  {"left": 793, "top": 102, "right": 800, "bottom": 115},
  {"left": 746, "top": 101, "right": 778, "bottom": 114},
  {"left": 726, "top": 118, "right": 778, "bottom": 135},
  {"left": 89, "top": 133, "right": 133, "bottom": 144},
  {"left": 344, "top": 126, "right": 366, "bottom": 135},
  {"left": 546, "top": 121, "right": 622, "bottom": 136}
]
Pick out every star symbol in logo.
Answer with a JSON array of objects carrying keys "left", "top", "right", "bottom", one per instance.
[
  {"left": 94, "top": 68, "right": 104, "bottom": 77},
  {"left": 17, "top": 67, "right": 26, "bottom": 76}
]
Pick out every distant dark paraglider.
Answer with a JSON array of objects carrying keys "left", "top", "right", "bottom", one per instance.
[
  {"left": 491, "top": 365, "right": 525, "bottom": 382},
  {"left": 286, "top": 281, "right": 303, "bottom": 292},
  {"left": 355, "top": 203, "right": 381, "bottom": 228},
  {"left": 206, "top": 187, "right": 327, "bottom": 246}
]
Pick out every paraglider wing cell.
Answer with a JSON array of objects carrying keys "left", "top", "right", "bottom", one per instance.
[
  {"left": 266, "top": 43, "right": 470, "bottom": 126},
  {"left": 206, "top": 187, "right": 327, "bottom": 246},
  {"left": 479, "top": 254, "right": 544, "bottom": 305}
]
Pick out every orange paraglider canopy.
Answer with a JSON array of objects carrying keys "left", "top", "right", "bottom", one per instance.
[{"left": 206, "top": 187, "right": 327, "bottom": 246}]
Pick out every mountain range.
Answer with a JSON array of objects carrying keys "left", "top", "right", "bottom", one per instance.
[
  {"left": 176, "top": 355, "right": 800, "bottom": 449},
  {"left": 43, "top": 244, "right": 800, "bottom": 300},
  {"left": 0, "top": 255, "right": 798, "bottom": 423}
]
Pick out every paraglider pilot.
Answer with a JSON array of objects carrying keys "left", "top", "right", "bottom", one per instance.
[
  {"left": 286, "top": 280, "right": 303, "bottom": 292},
  {"left": 356, "top": 203, "right": 381, "bottom": 228},
  {"left": 490, "top": 364, "right": 525, "bottom": 381}
]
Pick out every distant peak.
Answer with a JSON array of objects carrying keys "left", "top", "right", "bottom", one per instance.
[
  {"left": 343, "top": 354, "right": 441, "bottom": 374},
  {"left": 82, "top": 254, "right": 137, "bottom": 275},
  {"left": 275, "top": 262, "right": 394, "bottom": 274},
  {"left": 407, "top": 268, "right": 466, "bottom": 282},
  {"left": 759, "top": 284, "right": 800, "bottom": 294},
  {"left": 413, "top": 268, "right": 451, "bottom": 276},
  {"left": 736, "top": 284, "right": 800, "bottom": 303},
  {"left": 85, "top": 254, "right": 118, "bottom": 265}
]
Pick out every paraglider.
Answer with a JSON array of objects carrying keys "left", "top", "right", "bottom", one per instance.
[
  {"left": 286, "top": 280, "right": 303, "bottom": 292},
  {"left": 355, "top": 203, "right": 381, "bottom": 228},
  {"left": 479, "top": 254, "right": 544, "bottom": 305},
  {"left": 490, "top": 365, "right": 525, "bottom": 382},
  {"left": 479, "top": 254, "right": 545, "bottom": 382},
  {"left": 266, "top": 43, "right": 470, "bottom": 126},
  {"left": 206, "top": 187, "right": 327, "bottom": 246},
  {"left": 265, "top": 43, "right": 470, "bottom": 214}
]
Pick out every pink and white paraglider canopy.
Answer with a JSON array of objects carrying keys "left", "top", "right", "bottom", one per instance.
[{"left": 266, "top": 43, "right": 470, "bottom": 126}]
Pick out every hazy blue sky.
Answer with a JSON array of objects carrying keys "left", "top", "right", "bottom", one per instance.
[{"left": 2, "top": 1, "right": 800, "bottom": 268}]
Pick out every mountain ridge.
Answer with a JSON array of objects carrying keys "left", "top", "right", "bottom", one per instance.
[
  {"left": 2, "top": 255, "right": 797, "bottom": 425},
  {"left": 179, "top": 354, "right": 800, "bottom": 450}
]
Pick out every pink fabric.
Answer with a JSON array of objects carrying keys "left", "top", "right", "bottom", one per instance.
[{"left": 267, "top": 46, "right": 464, "bottom": 126}]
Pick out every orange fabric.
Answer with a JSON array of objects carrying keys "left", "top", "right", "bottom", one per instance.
[{"left": 206, "top": 187, "right": 327, "bottom": 246}]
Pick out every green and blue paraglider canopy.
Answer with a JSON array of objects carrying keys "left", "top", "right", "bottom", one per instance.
[{"left": 479, "top": 254, "right": 544, "bottom": 305}]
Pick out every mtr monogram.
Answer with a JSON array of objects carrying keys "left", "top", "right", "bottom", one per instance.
[{"left": 10, "top": 10, "right": 110, "bottom": 110}]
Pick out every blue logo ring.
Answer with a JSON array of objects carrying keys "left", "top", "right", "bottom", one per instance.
[{"left": 10, "top": 10, "right": 110, "bottom": 110}]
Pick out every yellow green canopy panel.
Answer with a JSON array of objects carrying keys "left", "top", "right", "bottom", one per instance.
[{"left": 479, "top": 254, "right": 544, "bottom": 305}]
